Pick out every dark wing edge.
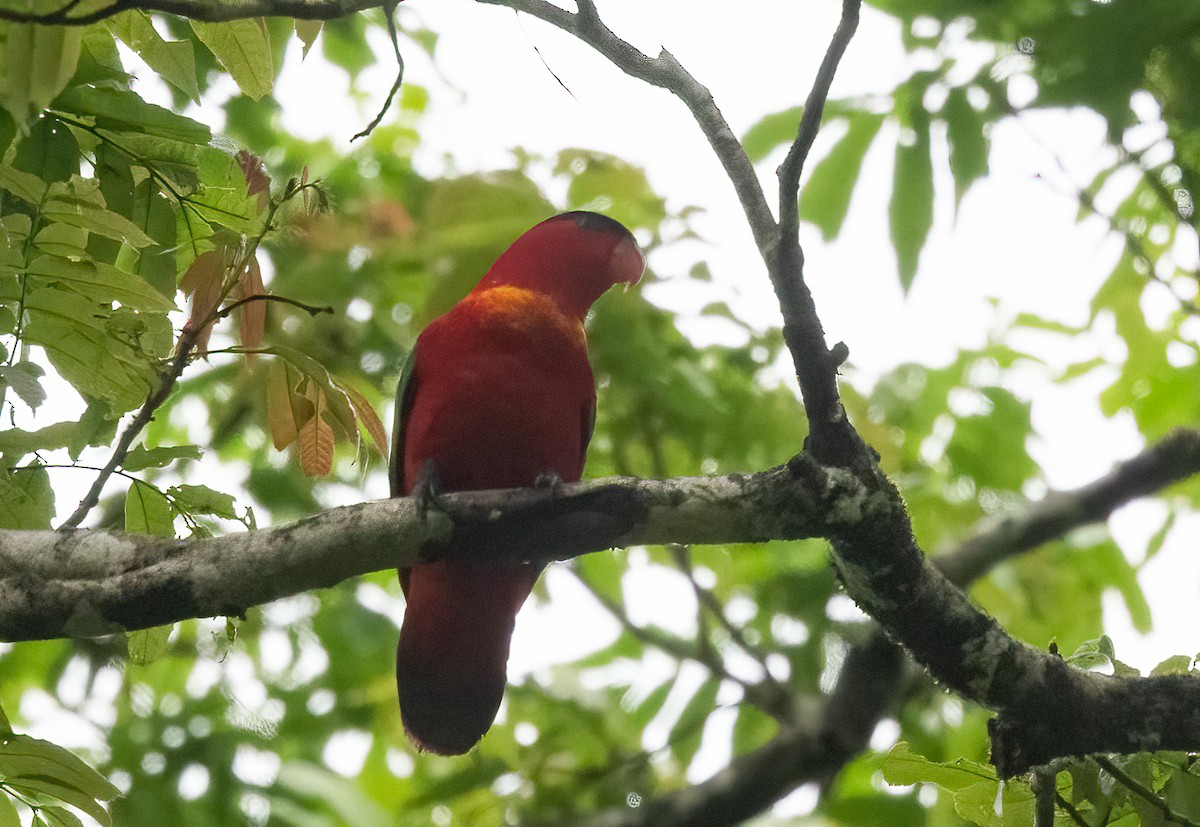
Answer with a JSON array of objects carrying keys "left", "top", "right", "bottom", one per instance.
[{"left": 389, "top": 346, "right": 419, "bottom": 498}]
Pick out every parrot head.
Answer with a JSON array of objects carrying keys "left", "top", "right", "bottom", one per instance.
[{"left": 474, "top": 211, "right": 645, "bottom": 319}]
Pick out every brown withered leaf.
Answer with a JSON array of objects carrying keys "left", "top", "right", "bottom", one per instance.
[
  {"left": 179, "top": 248, "right": 227, "bottom": 354},
  {"left": 236, "top": 256, "right": 266, "bottom": 351},
  {"left": 266, "top": 358, "right": 310, "bottom": 451},
  {"left": 236, "top": 150, "right": 271, "bottom": 212},
  {"left": 335, "top": 379, "right": 388, "bottom": 457},
  {"left": 297, "top": 385, "right": 334, "bottom": 477}
]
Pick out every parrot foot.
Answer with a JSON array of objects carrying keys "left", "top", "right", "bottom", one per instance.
[
  {"left": 411, "top": 460, "right": 446, "bottom": 520},
  {"left": 533, "top": 471, "right": 564, "bottom": 496}
]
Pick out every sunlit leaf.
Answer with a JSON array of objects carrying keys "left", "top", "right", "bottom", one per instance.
[
  {"left": 190, "top": 19, "right": 275, "bottom": 100},
  {"left": 120, "top": 444, "right": 203, "bottom": 472},
  {"left": 124, "top": 481, "right": 174, "bottom": 536},
  {"left": 294, "top": 19, "right": 323, "bottom": 58},
  {"left": 53, "top": 85, "right": 212, "bottom": 145},
  {"left": 799, "top": 112, "right": 885, "bottom": 240},
  {"left": 167, "top": 483, "right": 237, "bottom": 519},
  {"left": 0, "top": 466, "right": 54, "bottom": 530},
  {"left": 889, "top": 108, "right": 934, "bottom": 292},
  {"left": 127, "top": 625, "right": 172, "bottom": 667},
  {"left": 106, "top": 11, "right": 201, "bottom": 102},
  {"left": 0, "top": 361, "right": 46, "bottom": 409}
]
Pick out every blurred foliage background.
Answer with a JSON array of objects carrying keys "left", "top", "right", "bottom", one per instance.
[{"left": 0, "top": 0, "right": 1198, "bottom": 824}]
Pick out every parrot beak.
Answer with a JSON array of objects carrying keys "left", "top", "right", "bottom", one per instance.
[{"left": 610, "top": 234, "right": 646, "bottom": 290}]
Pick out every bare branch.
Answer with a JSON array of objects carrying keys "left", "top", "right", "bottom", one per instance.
[
  {"left": 777, "top": 0, "right": 862, "bottom": 249},
  {"left": 214, "top": 293, "right": 334, "bottom": 320},
  {"left": 937, "top": 428, "right": 1200, "bottom": 586}
]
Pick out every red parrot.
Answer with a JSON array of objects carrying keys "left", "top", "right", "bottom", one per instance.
[{"left": 390, "top": 211, "right": 644, "bottom": 755}]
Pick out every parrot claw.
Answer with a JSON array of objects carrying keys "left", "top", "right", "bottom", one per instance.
[
  {"left": 533, "top": 471, "right": 565, "bottom": 496},
  {"left": 411, "top": 460, "right": 446, "bottom": 520}
]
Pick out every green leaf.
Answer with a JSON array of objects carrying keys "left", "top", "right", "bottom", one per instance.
[
  {"left": 889, "top": 109, "right": 934, "bottom": 292},
  {"left": 167, "top": 483, "right": 237, "bottom": 519},
  {"left": 943, "top": 86, "right": 989, "bottom": 208},
  {"left": 190, "top": 19, "right": 275, "bottom": 100},
  {"left": 667, "top": 676, "right": 720, "bottom": 769},
  {"left": 53, "top": 85, "right": 212, "bottom": 146},
  {"left": 0, "top": 164, "right": 49, "bottom": 206},
  {"left": 124, "top": 481, "right": 174, "bottom": 536},
  {"left": 127, "top": 625, "right": 172, "bottom": 666},
  {"left": 32, "top": 222, "right": 89, "bottom": 258},
  {"left": 106, "top": 11, "right": 201, "bottom": 102},
  {"left": 945, "top": 387, "right": 1035, "bottom": 491},
  {"left": 882, "top": 742, "right": 997, "bottom": 791},
  {"left": 954, "top": 778, "right": 1034, "bottom": 826},
  {"left": 741, "top": 106, "right": 803, "bottom": 163},
  {"left": 37, "top": 806, "right": 85, "bottom": 827},
  {"left": 0, "top": 361, "right": 46, "bottom": 409},
  {"left": 1143, "top": 508, "right": 1176, "bottom": 565},
  {"left": 294, "top": 19, "right": 323, "bottom": 59},
  {"left": 557, "top": 149, "right": 666, "bottom": 230},
  {"left": 120, "top": 444, "right": 202, "bottom": 472},
  {"left": 0, "top": 734, "right": 121, "bottom": 804},
  {"left": 0, "top": 23, "right": 81, "bottom": 122},
  {"left": 13, "top": 113, "right": 78, "bottom": 187},
  {"left": 0, "top": 793, "right": 18, "bottom": 827},
  {"left": 1150, "top": 655, "right": 1193, "bottom": 676},
  {"left": 0, "top": 466, "right": 54, "bottom": 530},
  {"left": 1163, "top": 767, "right": 1200, "bottom": 823},
  {"left": 27, "top": 255, "right": 175, "bottom": 312},
  {"left": 5, "top": 775, "right": 112, "bottom": 827},
  {"left": 799, "top": 113, "right": 885, "bottom": 240},
  {"left": 43, "top": 178, "right": 157, "bottom": 247}
]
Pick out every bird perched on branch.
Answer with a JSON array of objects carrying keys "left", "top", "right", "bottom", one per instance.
[{"left": 390, "top": 211, "right": 644, "bottom": 755}]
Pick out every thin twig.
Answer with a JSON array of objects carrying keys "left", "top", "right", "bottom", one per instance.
[
  {"left": 575, "top": 570, "right": 793, "bottom": 721},
  {"left": 352, "top": 0, "right": 405, "bottom": 141},
  {"left": 1095, "top": 756, "right": 1197, "bottom": 825},
  {"left": 777, "top": 0, "right": 862, "bottom": 249},
  {"left": 215, "top": 294, "right": 334, "bottom": 321}
]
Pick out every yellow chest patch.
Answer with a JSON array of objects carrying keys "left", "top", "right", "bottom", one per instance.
[{"left": 461, "top": 286, "right": 586, "bottom": 351}]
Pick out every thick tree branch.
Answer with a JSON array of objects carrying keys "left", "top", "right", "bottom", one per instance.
[
  {"left": 573, "top": 427, "right": 1200, "bottom": 825},
  {"left": 0, "top": 466, "right": 830, "bottom": 642}
]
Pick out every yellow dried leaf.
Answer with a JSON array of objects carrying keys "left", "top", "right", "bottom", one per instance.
[
  {"left": 297, "top": 386, "right": 333, "bottom": 477},
  {"left": 179, "top": 248, "right": 227, "bottom": 353},
  {"left": 338, "top": 380, "right": 387, "bottom": 457},
  {"left": 237, "top": 256, "right": 266, "bottom": 350},
  {"left": 266, "top": 359, "right": 310, "bottom": 450}
]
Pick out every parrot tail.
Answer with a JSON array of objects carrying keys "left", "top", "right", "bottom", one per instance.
[{"left": 396, "top": 560, "right": 537, "bottom": 755}]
